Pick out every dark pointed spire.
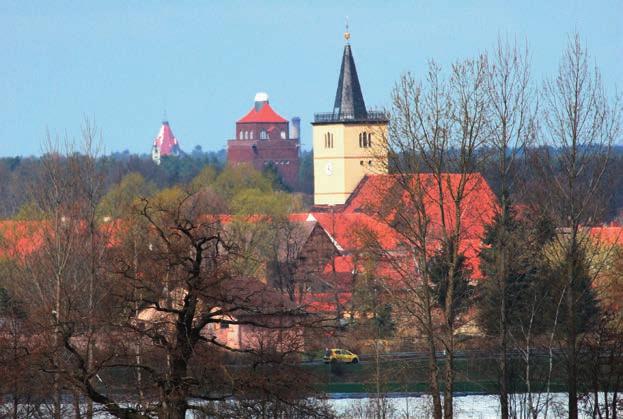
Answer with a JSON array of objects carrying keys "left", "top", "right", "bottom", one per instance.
[
  {"left": 313, "top": 28, "right": 388, "bottom": 125},
  {"left": 333, "top": 39, "right": 367, "bottom": 120}
]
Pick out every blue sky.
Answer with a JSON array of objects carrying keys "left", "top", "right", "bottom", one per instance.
[{"left": 1, "top": 1, "right": 621, "bottom": 157}]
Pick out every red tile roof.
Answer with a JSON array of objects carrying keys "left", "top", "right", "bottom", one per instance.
[
  {"left": 301, "top": 173, "right": 498, "bottom": 285},
  {"left": 588, "top": 226, "right": 623, "bottom": 246},
  {"left": 0, "top": 221, "right": 45, "bottom": 260},
  {"left": 343, "top": 173, "right": 498, "bottom": 241},
  {"left": 237, "top": 103, "right": 287, "bottom": 124},
  {"left": 0, "top": 219, "right": 123, "bottom": 261},
  {"left": 302, "top": 292, "right": 352, "bottom": 313},
  {"left": 310, "top": 212, "right": 400, "bottom": 251}
]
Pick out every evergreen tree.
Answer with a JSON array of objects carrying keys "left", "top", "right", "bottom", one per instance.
[
  {"left": 428, "top": 241, "right": 473, "bottom": 322},
  {"left": 477, "top": 206, "right": 538, "bottom": 335}
]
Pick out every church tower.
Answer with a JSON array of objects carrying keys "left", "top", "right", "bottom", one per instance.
[{"left": 312, "top": 30, "right": 389, "bottom": 206}]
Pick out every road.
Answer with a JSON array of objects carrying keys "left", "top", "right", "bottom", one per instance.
[{"left": 302, "top": 348, "right": 572, "bottom": 365}]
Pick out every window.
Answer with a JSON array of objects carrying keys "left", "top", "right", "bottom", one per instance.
[
  {"left": 244, "top": 131, "right": 249, "bottom": 140},
  {"left": 250, "top": 131, "right": 254, "bottom": 139},
  {"left": 360, "top": 160, "right": 364, "bottom": 165},
  {"left": 359, "top": 132, "right": 371, "bottom": 148},
  {"left": 239, "top": 131, "right": 243, "bottom": 139},
  {"left": 220, "top": 321, "right": 229, "bottom": 329},
  {"left": 281, "top": 130, "right": 286, "bottom": 139},
  {"left": 324, "top": 132, "right": 334, "bottom": 149},
  {"left": 260, "top": 130, "right": 268, "bottom": 140},
  {"left": 368, "top": 160, "right": 372, "bottom": 165}
]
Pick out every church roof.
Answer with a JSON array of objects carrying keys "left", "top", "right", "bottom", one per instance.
[
  {"left": 333, "top": 43, "right": 367, "bottom": 120},
  {"left": 313, "top": 40, "right": 387, "bottom": 124},
  {"left": 342, "top": 173, "right": 498, "bottom": 241},
  {"left": 237, "top": 102, "right": 287, "bottom": 124},
  {"left": 153, "top": 121, "right": 179, "bottom": 156}
]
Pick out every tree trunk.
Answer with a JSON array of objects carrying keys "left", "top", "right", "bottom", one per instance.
[
  {"left": 567, "top": 253, "right": 578, "bottom": 419},
  {"left": 500, "top": 250, "right": 509, "bottom": 419},
  {"left": 426, "top": 332, "right": 443, "bottom": 419},
  {"left": 73, "top": 391, "right": 82, "bottom": 419},
  {"left": 442, "top": 252, "right": 458, "bottom": 419},
  {"left": 420, "top": 251, "right": 443, "bottom": 419},
  {"left": 443, "top": 338, "right": 454, "bottom": 419}
]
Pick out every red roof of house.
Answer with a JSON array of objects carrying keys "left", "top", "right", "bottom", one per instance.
[
  {"left": 343, "top": 173, "right": 498, "bottom": 240},
  {"left": 0, "top": 219, "right": 124, "bottom": 261},
  {"left": 588, "top": 226, "right": 623, "bottom": 246},
  {"left": 237, "top": 103, "right": 287, "bottom": 124},
  {"left": 303, "top": 292, "right": 352, "bottom": 313},
  {"left": 0, "top": 221, "right": 45, "bottom": 260},
  {"left": 310, "top": 212, "right": 400, "bottom": 251}
]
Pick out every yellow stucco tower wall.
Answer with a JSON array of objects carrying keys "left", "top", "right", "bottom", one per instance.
[{"left": 313, "top": 122, "right": 388, "bottom": 205}]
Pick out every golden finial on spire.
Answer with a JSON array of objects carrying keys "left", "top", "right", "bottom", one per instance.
[{"left": 344, "top": 16, "right": 350, "bottom": 42}]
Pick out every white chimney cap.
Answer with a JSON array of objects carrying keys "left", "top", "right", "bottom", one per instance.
[{"left": 254, "top": 92, "right": 269, "bottom": 102}]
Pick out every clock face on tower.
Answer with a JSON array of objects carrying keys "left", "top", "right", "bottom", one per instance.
[{"left": 325, "top": 162, "right": 333, "bottom": 176}]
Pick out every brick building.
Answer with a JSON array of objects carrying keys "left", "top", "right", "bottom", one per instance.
[{"left": 227, "top": 92, "right": 300, "bottom": 189}]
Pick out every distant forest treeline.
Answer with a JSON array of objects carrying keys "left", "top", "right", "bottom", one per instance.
[
  {"left": 0, "top": 149, "right": 315, "bottom": 218},
  {"left": 3, "top": 145, "right": 623, "bottom": 220}
]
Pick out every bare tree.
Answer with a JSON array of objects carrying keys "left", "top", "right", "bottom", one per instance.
[
  {"left": 535, "top": 33, "right": 622, "bottom": 419},
  {"left": 357, "top": 55, "right": 490, "bottom": 419},
  {"left": 480, "top": 37, "right": 535, "bottom": 419}
]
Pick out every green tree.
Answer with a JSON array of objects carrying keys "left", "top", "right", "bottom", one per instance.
[
  {"left": 188, "top": 165, "right": 217, "bottom": 192},
  {"left": 97, "top": 173, "right": 156, "bottom": 219},
  {"left": 212, "top": 164, "right": 274, "bottom": 203},
  {"left": 297, "top": 150, "right": 314, "bottom": 194},
  {"left": 13, "top": 201, "right": 46, "bottom": 220},
  {"left": 477, "top": 207, "right": 546, "bottom": 335}
]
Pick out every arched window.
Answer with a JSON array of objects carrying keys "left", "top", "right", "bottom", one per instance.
[
  {"left": 239, "top": 131, "right": 243, "bottom": 139},
  {"left": 260, "top": 130, "right": 267, "bottom": 140},
  {"left": 325, "top": 132, "right": 334, "bottom": 149},
  {"left": 244, "top": 131, "right": 249, "bottom": 140},
  {"left": 250, "top": 131, "right": 254, "bottom": 139},
  {"left": 360, "top": 132, "right": 372, "bottom": 148}
]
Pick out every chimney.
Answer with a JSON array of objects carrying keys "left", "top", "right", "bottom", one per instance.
[
  {"left": 290, "top": 116, "right": 301, "bottom": 140},
  {"left": 254, "top": 92, "right": 269, "bottom": 112}
]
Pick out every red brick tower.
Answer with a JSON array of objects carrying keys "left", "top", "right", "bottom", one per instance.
[{"left": 227, "top": 93, "right": 300, "bottom": 189}]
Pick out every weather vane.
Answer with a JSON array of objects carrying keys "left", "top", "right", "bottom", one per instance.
[{"left": 344, "top": 16, "right": 350, "bottom": 42}]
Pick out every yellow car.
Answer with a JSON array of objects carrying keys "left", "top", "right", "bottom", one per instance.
[{"left": 324, "top": 348, "right": 359, "bottom": 364}]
